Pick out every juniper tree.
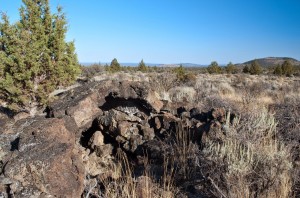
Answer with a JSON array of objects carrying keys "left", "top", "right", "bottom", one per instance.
[
  {"left": 207, "top": 61, "right": 222, "bottom": 74},
  {"left": 108, "top": 58, "right": 121, "bottom": 72},
  {"left": 0, "top": 0, "right": 80, "bottom": 113},
  {"left": 243, "top": 65, "right": 250, "bottom": 73},
  {"left": 173, "top": 64, "right": 186, "bottom": 81},
  {"left": 249, "top": 60, "right": 262, "bottom": 75},
  {"left": 137, "top": 59, "right": 147, "bottom": 72},
  {"left": 281, "top": 60, "right": 294, "bottom": 76},
  {"left": 225, "top": 62, "right": 237, "bottom": 74},
  {"left": 274, "top": 65, "right": 283, "bottom": 75}
]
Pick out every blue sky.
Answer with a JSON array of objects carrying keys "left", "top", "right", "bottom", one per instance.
[{"left": 1, "top": 0, "right": 300, "bottom": 64}]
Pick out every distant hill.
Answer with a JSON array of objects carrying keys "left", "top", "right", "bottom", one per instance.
[
  {"left": 242, "top": 57, "right": 300, "bottom": 67},
  {"left": 80, "top": 62, "right": 204, "bottom": 67},
  {"left": 180, "top": 63, "right": 204, "bottom": 67},
  {"left": 81, "top": 58, "right": 300, "bottom": 68}
]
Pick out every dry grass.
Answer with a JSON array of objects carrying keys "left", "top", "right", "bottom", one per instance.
[
  {"left": 203, "top": 109, "right": 293, "bottom": 198},
  {"left": 169, "top": 86, "right": 196, "bottom": 103},
  {"left": 83, "top": 148, "right": 178, "bottom": 198},
  {"left": 80, "top": 71, "right": 299, "bottom": 197},
  {"left": 91, "top": 71, "right": 150, "bottom": 82},
  {"left": 191, "top": 74, "right": 299, "bottom": 113}
]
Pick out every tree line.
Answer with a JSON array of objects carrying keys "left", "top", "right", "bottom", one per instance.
[
  {"left": 207, "top": 59, "right": 297, "bottom": 76},
  {"left": 98, "top": 58, "right": 299, "bottom": 76}
]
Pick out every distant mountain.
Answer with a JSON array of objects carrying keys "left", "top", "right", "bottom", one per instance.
[
  {"left": 242, "top": 57, "right": 300, "bottom": 67},
  {"left": 120, "top": 63, "right": 163, "bottom": 67},
  {"left": 157, "top": 63, "right": 205, "bottom": 68},
  {"left": 80, "top": 62, "right": 204, "bottom": 67},
  {"left": 81, "top": 58, "right": 300, "bottom": 68},
  {"left": 180, "top": 63, "right": 204, "bottom": 67}
]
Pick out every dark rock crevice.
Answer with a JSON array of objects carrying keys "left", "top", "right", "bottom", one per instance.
[
  {"left": 9, "top": 137, "right": 19, "bottom": 152},
  {"left": 80, "top": 119, "right": 100, "bottom": 149},
  {"left": 101, "top": 96, "right": 152, "bottom": 116}
]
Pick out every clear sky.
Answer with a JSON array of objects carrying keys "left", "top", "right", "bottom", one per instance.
[{"left": 1, "top": 0, "right": 300, "bottom": 64}]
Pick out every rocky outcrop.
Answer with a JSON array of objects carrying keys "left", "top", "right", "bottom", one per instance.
[
  {"left": 0, "top": 79, "right": 231, "bottom": 197},
  {"left": 46, "top": 82, "right": 104, "bottom": 131},
  {"left": 1, "top": 117, "right": 84, "bottom": 197}
]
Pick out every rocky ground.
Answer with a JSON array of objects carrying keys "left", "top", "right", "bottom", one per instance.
[{"left": 0, "top": 74, "right": 299, "bottom": 198}]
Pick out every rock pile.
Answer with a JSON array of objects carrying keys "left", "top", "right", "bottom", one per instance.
[{"left": 0, "top": 80, "right": 231, "bottom": 197}]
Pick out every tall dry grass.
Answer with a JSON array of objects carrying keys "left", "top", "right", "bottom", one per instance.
[
  {"left": 203, "top": 108, "right": 293, "bottom": 198},
  {"left": 83, "top": 148, "right": 178, "bottom": 198}
]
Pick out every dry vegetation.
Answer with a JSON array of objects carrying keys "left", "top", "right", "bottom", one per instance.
[{"left": 81, "top": 67, "right": 299, "bottom": 198}]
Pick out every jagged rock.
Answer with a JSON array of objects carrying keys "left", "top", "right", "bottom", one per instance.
[
  {"left": 154, "top": 116, "right": 161, "bottom": 130},
  {"left": 0, "top": 79, "right": 236, "bottom": 197},
  {"left": 151, "top": 112, "right": 180, "bottom": 135},
  {"left": 117, "top": 121, "right": 139, "bottom": 139},
  {"left": 161, "top": 112, "right": 181, "bottom": 128},
  {"left": 3, "top": 117, "right": 84, "bottom": 198},
  {"left": 188, "top": 119, "right": 207, "bottom": 144},
  {"left": 124, "top": 134, "right": 144, "bottom": 152},
  {"left": 98, "top": 110, "right": 152, "bottom": 153},
  {"left": 94, "top": 144, "right": 113, "bottom": 158},
  {"left": 0, "top": 118, "right": 17, "bottom": 162},
  {"left": 47, "top": 81, "right": 164, "bottom": 157},
  {"left": 88, "top": 131, "right": 105, "bottom": 149},
  {"left": 137, "top": 124, "right": 155, "bottom": 141},
  {"left": 13, "top": 111, "right": 31, "bottom": 121},
  {"left": 85, "top": 150, "right": 114, "bottom": 177},
  {"left": 97, "top": 107, "right": 151, "bottom": 152},
  {"left": 115, "top": 135, "right": 126, "bottom": 144},
  {"left": 98, "top": 109, "right": 141, "bottom": 129},
  {"left": 47, "top": 82, "right": 104, "bottom": 131},
  {"left": 0, "top": 190, "right": 8, "bottom": 198},
  {"left": 66, "top": 93, "right": 103, "bottom": 129},
  {"left": 97, "top": 110, "right": 116, "bottom": 128}
]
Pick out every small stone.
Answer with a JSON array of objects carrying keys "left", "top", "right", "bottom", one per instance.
[
  {"left": 13, "top": 112, "right": 30, "bottom": 121},
  {"left": 154, "top": 117, "right": 161, "bottom": 130},
  {"left": 137, "top": 124, "right": 155, "bottom": 141},
  {"left": 89, "top": 131, "right": 104, "bottom": 149},
  {"left": 117, "top": 121, "right": 132, "bottom": 138},
  {"left": 94, "top": 144, "right": 113, "bottom": 158},
  {"left": 116, "top": 135, "right": 126, "bottom": 143}
]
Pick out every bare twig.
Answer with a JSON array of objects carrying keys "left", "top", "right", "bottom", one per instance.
[
  {"left": 85, "top": 179, "right": 98, "bottom": 198},
  {"left": 207, "top": 176, "right": 228, "bottom": 198}
]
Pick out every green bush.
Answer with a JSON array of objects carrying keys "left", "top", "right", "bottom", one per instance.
[
  {"left": 207, "top": 61, "right": 222, "bottom": 74},
  {"left": 173, "top": 65, "right": 196, "bottom": 85},
  {"left": 225, "top": 62, "right": 238, "bottom": 74},
  {"left": 0, "top": 0, "right": 80, "bottom": 112},
  {"left": 281, "top": 60, "right": 294, "bottom": 76},
  {"left": 273, "top": 65, "right": 283, "bottom": 75},
  {"left": 137, "top": 59, "right": 148, "bottom": 72},
  {"left": 249, "top": 60, "right": 262, "bottom": 75},
  {"left": 173, "top": 65, "right": 186, "bottom": 81},
  {"left": 243, "top": 65, "right": 250, "bottom": 73},
  {"left": 106, "top": 58, "right": 122, "bottom": 73}
]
